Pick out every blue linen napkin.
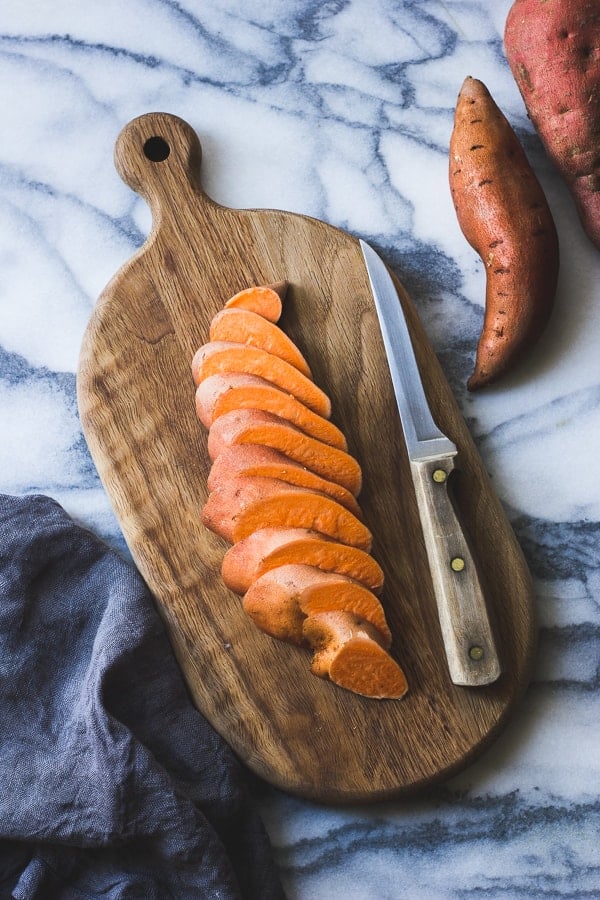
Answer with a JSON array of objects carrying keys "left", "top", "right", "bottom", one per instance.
[{"left": 0, "top": 493, "right": 285, "bottom": 899}]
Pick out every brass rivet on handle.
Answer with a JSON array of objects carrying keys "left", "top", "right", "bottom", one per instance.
[
  {"left": 451, "top": 556, "right": 465, "bottom": 572},
  {"left": 469, "top": 645, "right": 484, "bottom": 661},
  {"left": 432, "top": 468, "right": 447, "bottom": 483}
]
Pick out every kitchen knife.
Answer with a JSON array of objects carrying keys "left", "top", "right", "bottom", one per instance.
[{"left": 360, "top": 239, "right": 501, "bottom": 687}]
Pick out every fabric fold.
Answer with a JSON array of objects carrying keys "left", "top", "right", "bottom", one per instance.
[{"left": 0, "top": 493, "right": 285, "bottom": 900}]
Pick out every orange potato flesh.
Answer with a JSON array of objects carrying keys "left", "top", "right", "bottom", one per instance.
[
  {"left": 303, "top": 611, "right": 408, "bottom": 700},
  {"left": 221, "top": 527, "right": 385, "bottom": 596},
  {"left": 191, "top": 341, "right": 331, "bottom": 418},
  {"left": 210, "top": 308, "right": 312, "bottom": 377},
  {"left": 193, "top": 282, "right": 407, "bottom": 700},
  {"left": 223, "top": 284, "right": 285, "bottom": 322},
  {"left": 201, "top": 476, "right": 372, "bottom": 550},
  {"left": 208, "top": 445, "right": 363, "bottom": 519},
  {"left": 195, "top": 373, "right": 347, "bottom": 449},
  {"left": 207, "top": 408, "right": 361, "bottom": 496},
  {"left": 242, "top": 563, "right": 391, "bottom": 647}
]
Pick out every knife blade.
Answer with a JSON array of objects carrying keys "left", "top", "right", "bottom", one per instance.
[{"left": 360, "top": 239, "right": 500, "bottom": 687}]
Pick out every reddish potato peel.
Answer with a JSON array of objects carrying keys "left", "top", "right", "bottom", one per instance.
[
  {"left": 505, "top": 0, "right": 600, "bottom": 250},
  {"left": 449, "top": 76, "right": 559, "bottom": 390}
]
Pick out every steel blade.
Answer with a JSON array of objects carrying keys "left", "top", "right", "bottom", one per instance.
[{"left": 360, "top": 240, "right": 456, "bottom": 461}]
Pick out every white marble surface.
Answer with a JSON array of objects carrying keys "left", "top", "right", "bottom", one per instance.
[{"left": 1, "top": 1, "right": 599, "bottom": 896}]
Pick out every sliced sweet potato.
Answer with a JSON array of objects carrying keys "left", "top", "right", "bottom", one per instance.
[
  {"left": 201, "top": 476, "right": 372, "bottom": 550},
  {"left": 192, "top": 283, "right": 408, "bottom": 700},
  {"left": 191, "top": 342, "right": 331, "bottom": 418},
  {"left": 195, "top": 373, "right": 347, "bottom": 450},
  {"left": 223, "top": 285, "right": 285, "bottom": 323},
  {"left": 209, "top": 308, "right": 312, "bottom": 377},
  {"left": 221, "top": 527, "right": 385, "bottom": 595},
  {"left": 242, "top": 564, "right": 391, "bottom": 647},
  {"left": 207, "top": 408, "right": 362, "bottom": 497},
  {"left": 207, "top": 445, "right": 363, "bottom": 519},
  {"left": 302, "top": 611, "right": 408, "bottom": 700}
]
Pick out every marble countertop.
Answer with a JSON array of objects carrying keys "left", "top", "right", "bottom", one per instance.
[{"left": 1, "top": 1, "right": 598, "bottom": 896}]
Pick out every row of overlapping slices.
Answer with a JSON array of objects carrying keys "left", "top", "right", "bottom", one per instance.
[{"left": 191, "top": 283, "right": 408, "bottom": 700}]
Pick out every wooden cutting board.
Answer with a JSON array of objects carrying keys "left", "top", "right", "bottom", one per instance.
[{"left": 77, "top": 112, "right": 536, "bottom": 803}]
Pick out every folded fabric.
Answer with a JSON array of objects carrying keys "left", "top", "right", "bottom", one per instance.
[{"left": 0, "top": 493, "right": 285, "bottom": 900}]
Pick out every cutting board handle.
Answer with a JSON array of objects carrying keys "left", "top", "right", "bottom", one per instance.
[{"left": 114, "top": 112, "right": 212, "bottom": 218}]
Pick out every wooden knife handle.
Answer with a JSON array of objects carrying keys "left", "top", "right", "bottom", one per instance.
[{"left": 409, "top": 455, "right": 501, "bottom": 687}]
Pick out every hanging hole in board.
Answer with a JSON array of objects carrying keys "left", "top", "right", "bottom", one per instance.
[{"left": 143, "top": 136, "right": 170, "bottom": 162}]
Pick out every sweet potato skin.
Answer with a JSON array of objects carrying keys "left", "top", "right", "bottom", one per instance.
[
  {"left": 242, "top": 564, "right": 391, "bottom": 647},
  {"left": 504, "top": 0, "right": 600, "bottom": 250},
  {"left": 449, "top": 76, "right": 559, "bottom": 390}
]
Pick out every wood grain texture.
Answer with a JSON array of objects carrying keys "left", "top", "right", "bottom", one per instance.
[{"left": 77, "top": 112, "right": 537, "bottom": 803}]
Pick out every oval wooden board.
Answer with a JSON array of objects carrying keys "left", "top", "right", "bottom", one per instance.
[{"left": 77, "top": 113, "right": 536, "bottom": 803}]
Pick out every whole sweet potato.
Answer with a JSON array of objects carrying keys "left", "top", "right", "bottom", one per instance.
[
  {"left": 449, "top": 76, "right": 559, "bottom": 390},
  {"left": 505, "top": 0, "right": 600, "bottom": 249}
]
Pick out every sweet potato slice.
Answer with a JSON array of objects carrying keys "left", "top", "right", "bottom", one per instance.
[
  {"left": 195, "top": 373, "right": 347, "bottom": 449},
  {"left": 191, "top": 342, "right": 331, "bottom": 418},
  {"left": 201, "top": 476, "right": 372, "bottom": 550},
  {"left": 242, "top": 564, "right": 391, "bottom": 647},
  {"left": 207, "top": 445, "right": 363, "bottom": 519},
  {"left": 223, "top": 285, "right": 285, "bottom": 322},
  {"left": 207, "top": 408, "right": 362, "bottom": 496},
  {"left": 221, "top": 527, "right": 385, "bottom": 595},
  {"left": 302, "top": 611, "right": 408, "bottom": 700},
  {"left": 210, "top": 309, "right": 312, "bottom": 377}
]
